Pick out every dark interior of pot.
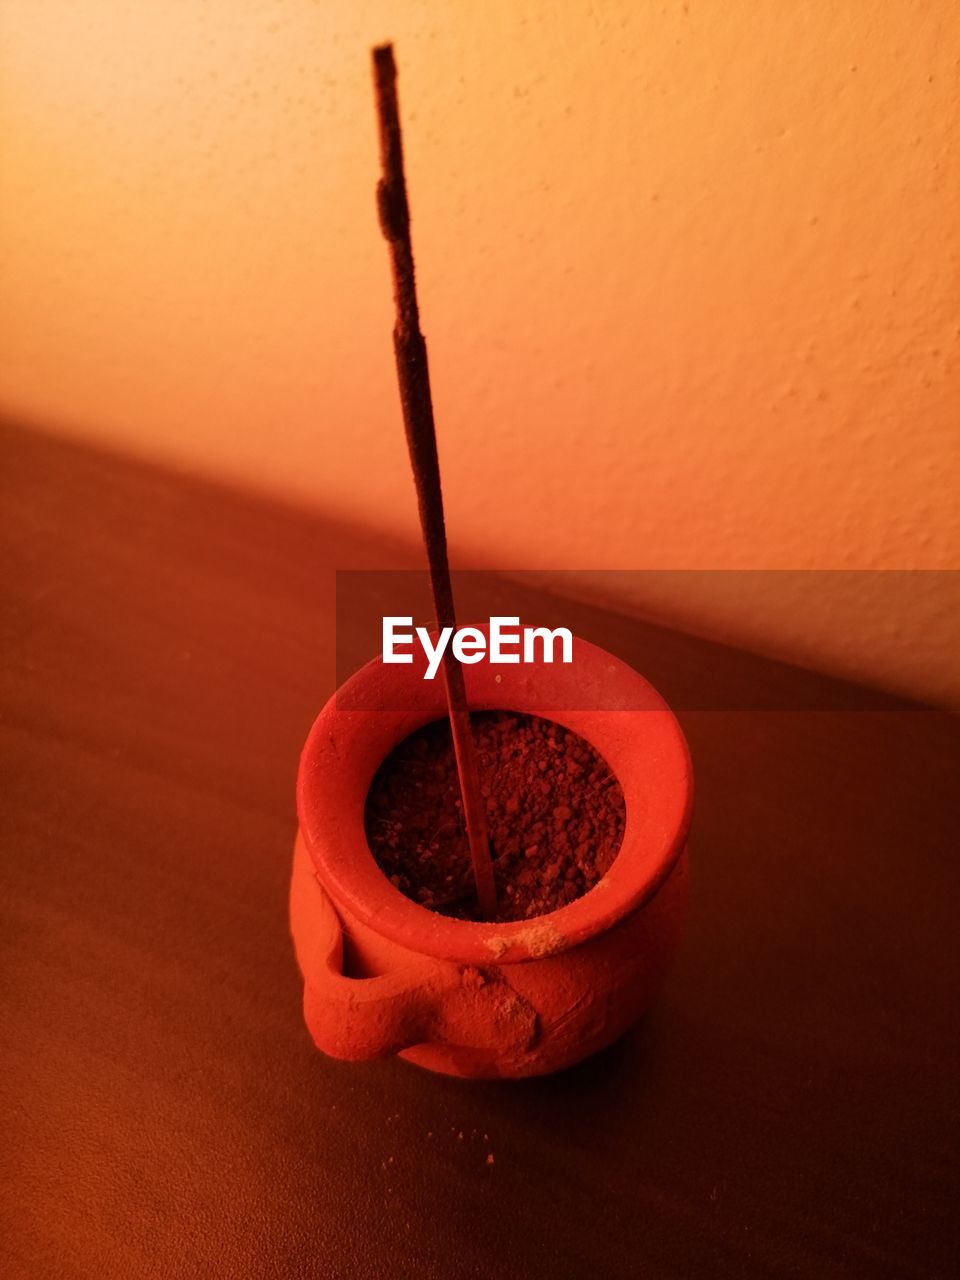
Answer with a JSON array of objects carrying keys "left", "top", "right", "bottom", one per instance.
[{"left": 363, "top": 711, "right": 625, "bottom": 924}]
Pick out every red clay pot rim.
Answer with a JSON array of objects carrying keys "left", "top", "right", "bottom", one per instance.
[{"left": 297, "top": 633, "right": 693, "bottom": 965}]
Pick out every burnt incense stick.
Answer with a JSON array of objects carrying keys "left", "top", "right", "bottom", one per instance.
[{"left": 371, "top": 43, "right": 498, "bottom": 919}]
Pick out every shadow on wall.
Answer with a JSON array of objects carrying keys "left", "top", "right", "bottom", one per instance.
[{"left": 527, "top": 569, "right": 960, "bottom": 712}]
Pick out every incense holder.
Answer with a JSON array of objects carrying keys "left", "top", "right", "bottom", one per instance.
[{"left": 291, "top": 635, "right": 693, "bottom": 1078}]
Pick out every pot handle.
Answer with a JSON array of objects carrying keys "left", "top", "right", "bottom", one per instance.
[{"left": 292, "top": 851, "right": 538, "bottom": 1063}]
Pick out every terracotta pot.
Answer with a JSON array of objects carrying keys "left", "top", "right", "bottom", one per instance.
[{"left": 291, "top": 634, "right": 693, "bottom": 1078}]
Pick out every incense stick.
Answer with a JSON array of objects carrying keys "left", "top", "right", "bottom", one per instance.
[{"left": 371, "top": 43, "right": 498, "bottom": 919}]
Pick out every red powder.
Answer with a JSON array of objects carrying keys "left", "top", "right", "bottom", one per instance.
[{"left": 365, "top": 711, "right": 625, "bottom": 923}]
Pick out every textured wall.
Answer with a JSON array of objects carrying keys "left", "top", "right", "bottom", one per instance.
[{"left": 2, "top": 2, "right": 958, "bottom": 702}]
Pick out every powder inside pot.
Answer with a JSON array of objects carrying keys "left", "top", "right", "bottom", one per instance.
[{"left": 365, "top": 711, "right": 626, "bottom": 923}]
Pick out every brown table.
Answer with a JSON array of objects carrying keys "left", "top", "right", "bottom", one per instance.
[{"left": 2, "top": 421, "right": 957, "bottom": 1279}]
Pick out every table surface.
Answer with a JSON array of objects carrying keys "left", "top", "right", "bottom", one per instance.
[{"left": 2, "top": 421, "right": 958, "bottom": 1280}]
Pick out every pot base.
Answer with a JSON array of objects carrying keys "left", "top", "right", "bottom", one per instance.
[{"left": 291, "top": 832, "right": 689, "bottom": 1079}]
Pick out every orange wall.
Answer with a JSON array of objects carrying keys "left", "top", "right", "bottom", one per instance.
[{"left": 2, "top": 2, "right": 958, "bottom": 701}]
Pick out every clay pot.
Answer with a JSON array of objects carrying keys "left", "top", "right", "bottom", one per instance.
[{"left": 291, "top": 634, "right": 693, "bottom": 1078}]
